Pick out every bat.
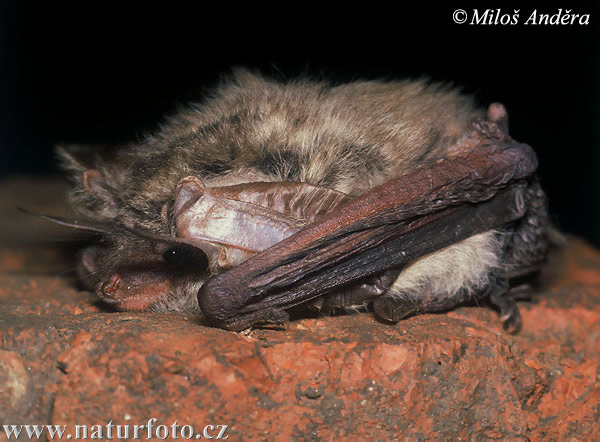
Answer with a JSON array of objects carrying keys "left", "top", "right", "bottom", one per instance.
[{"left": 51, "top": 69, "right": 551, "bottom": 332}]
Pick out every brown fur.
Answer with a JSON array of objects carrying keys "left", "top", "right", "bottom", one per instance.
[{"left": 60, "top": 69, "right": 488, "bottom": 314}]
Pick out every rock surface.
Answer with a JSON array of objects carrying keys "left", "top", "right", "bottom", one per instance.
[{"left": 1, "top": 177, "right": 599, "bottom": 440}]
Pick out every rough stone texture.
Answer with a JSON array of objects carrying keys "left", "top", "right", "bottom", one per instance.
[{"left": 1, "top": 177, "right": 599, "bottom": 440}]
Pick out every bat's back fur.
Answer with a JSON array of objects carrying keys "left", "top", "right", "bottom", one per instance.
[{"left": 60, "top": 70, "right": 505, "bottom": 316}]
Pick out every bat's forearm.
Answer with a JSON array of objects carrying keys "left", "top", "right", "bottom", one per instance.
[{"left": 198, "top": 120, "right": 539, "bottom": 330}]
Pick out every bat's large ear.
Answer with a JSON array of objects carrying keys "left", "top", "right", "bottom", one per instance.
[
  {"left": 171, "top": 176, "right": 231, "bottom": 272},
  {"left": 173, "top": 175, "right": 206, "bottom": 219},
  {"left": 56, "top": 144, "right": 119, "bottom": 217},
  {"left": 81, "top": 169, "right": 118, "bottom": 212}
]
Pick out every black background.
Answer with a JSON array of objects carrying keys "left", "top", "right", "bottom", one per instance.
[{"left": 1, "top": 3, "right": 599, "bottom": 245}]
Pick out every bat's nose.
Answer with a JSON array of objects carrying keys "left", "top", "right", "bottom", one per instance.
[{"left": 100, "top": 273, "right": 122, "bottom": 298}]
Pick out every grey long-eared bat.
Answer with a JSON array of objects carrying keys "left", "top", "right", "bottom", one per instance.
[{"left": 51, "top": 69, "right": 550, "bottom": 331}]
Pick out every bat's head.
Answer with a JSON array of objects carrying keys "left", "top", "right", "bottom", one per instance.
[
  {"left": 77, "top": 234, "right": 211, "bottom": 314},
  {"left": 53, "top": 155, "right": 319, "bottom": 314},
  {"left": 52, "top": 156, "right": 226, "bottom": 314}
]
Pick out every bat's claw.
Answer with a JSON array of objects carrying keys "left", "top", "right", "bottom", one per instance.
[
  {"left": 489, "top": 281, "right": 531, "bottom": 334},
  {"left": 499, "top": 307, "right": 522, "bottom": 334}
]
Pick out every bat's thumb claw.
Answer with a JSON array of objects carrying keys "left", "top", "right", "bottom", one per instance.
[{"left": 198, "top": 279, "right": 290, "bottom": 330}]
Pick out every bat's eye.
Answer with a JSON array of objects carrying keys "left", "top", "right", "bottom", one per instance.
[
  {"left": 162, "top": 247, "right": 209, "bottom": 272},
  {"left": 163, "top": 248, "right": 183, "bottom": 264}
]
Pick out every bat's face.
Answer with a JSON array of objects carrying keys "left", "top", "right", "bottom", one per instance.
[
  {"left": 75, "top": 175, "right": 353, "bottom": 314},
  {"left": 78, "top": 235, "right": 210, "bottom": 314}
]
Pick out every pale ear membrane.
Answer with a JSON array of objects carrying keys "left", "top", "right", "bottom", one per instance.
[
  {"left": 82, "top": 169, "right": 110, "bottom": 199},
  {"left": 173, "top": 176, "right": 206, "bottom": 219},
  {"left": 172, "top": 178, "right": 353, "bottom": 273},
  {"left": 82, "top": 169, "right": 119, "bottom": 214}
]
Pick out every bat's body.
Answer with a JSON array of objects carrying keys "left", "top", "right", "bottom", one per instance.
[{"left": 59, "top": 70, "right": 549, "bottom": 330}]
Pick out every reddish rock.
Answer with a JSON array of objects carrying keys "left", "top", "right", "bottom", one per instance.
[{"left": 1, "top": 177, "right": 599, "bottom": 440}]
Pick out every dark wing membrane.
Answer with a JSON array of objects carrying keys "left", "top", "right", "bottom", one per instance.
[{"left": 198, "top": 121, "right": 540, "bottom": 330}]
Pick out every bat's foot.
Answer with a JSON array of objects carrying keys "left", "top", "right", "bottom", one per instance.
[
  {"left": 372, "top": 278, "right": 532, "bottom": 333},
  {"left": 310, "top": 270, "right": 400, "bottom": 313},
  {"left": 489, "top": 281, "right": 531, "bottom": 334},
  {"left": 372, "top": 290, "right": 473, "bottom": 324}
]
